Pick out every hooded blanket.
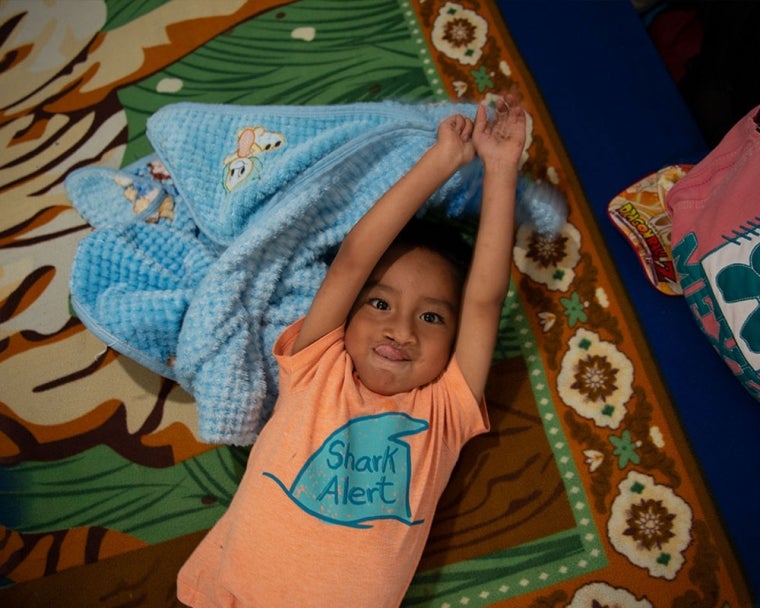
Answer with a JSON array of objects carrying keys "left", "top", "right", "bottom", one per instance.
[{"left": 66, "top": 101, "right": 565, "bottom": 445}]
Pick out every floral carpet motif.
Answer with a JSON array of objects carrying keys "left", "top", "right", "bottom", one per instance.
[{"left": 0, "top": 1, "right": 750, "bottom": 606}]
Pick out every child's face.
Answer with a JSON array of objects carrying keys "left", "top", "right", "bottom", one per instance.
[{"left": 345, "top": 246, "right": 461, "bottom": 395}]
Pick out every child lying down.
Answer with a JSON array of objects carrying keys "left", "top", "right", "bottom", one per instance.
[{"left": 177, "top": 94, "right": 526, "bottom": 607}]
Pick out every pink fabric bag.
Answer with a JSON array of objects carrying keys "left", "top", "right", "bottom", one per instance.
[{"left": 666, "top": 105, "right": 760, "bottom": 401}]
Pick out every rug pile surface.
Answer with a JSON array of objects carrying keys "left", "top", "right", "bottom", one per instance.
[{"left": 0, "top": 1, "right": 750, "bottom": 606}]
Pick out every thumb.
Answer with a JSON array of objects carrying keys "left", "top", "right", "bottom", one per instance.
[{"left": 474, "top": 103, "right": 488, "bottom": 134}]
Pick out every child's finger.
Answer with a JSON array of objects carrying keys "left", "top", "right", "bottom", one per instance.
[
  {"left": 506, "top": 105, "right": 526, "bottom": 129},
  {"left": 491, "top": 105, "right": 511, "bottom": 139},
  {"left": 494, "top": 97, "right": 509, "bottom": 116},
  {"left": 461, "top": 117, "right": 474, "bottom": 141},
  {"left": 442, "top": 114, "right": 459, "bottom": 130},
  {"left": 452, "top": 114, "right": 469, "bottom": 134},
  {"left": 474, "top": 103, "right": 488, "bottom": 134}
]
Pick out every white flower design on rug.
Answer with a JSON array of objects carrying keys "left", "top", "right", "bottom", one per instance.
[
  {"left": 608, "top": 470, "right": 693, "bottom": 579},
  {"left": 557, "top": 328, "right": 634, "bottom": 428},
  {"left": 431, "top": 2, "right": 488, "bottom": 66}
]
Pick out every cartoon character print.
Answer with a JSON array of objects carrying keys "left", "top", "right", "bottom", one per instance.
[
  {"left": 113, "top": 159, "right": 175, "bottom": 223},
  {"left": 223, "top": 125, "right": 285, "bottom": 192}
]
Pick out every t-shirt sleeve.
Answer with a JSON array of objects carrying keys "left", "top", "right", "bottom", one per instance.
[
  {"left": 272, "top": 317, "right": 307, "bottom": 358},
  {"left": 273, "top": 318, "right": 346, "bottom": 390},
  {"left": 441, "top": 355, "right": 490, "bottom": 447}
]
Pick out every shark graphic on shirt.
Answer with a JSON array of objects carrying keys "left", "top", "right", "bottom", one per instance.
[{"left": 264, "top": 412, "right": 429, "bottom": 529}]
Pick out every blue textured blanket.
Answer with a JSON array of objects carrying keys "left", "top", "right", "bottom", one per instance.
[{"left": 67, "top": 101, "right": 565, "bottom": 445}]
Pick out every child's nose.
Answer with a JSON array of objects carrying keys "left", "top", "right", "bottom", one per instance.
[{"left": 386, "top": 314, "right": 416, "bottom": 344}]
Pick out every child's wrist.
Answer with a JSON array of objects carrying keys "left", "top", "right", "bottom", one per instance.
[
  {"left": 427, "top": 142, "right": 466, "bottom": 173},
  {"left": 481, "top": 159, "right": 520, "bottom": 177}
]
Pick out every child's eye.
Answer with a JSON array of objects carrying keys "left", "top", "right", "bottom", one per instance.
[
  {"left": 368, "top": 298, "right": 389, "bottom": 310},
  {"left": 421, "top": 312, "right": 444, "bottom": 324}
]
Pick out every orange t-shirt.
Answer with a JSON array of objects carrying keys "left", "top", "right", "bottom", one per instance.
[{"left": 178, "top": 319, "right": 489, "bottom": 607}]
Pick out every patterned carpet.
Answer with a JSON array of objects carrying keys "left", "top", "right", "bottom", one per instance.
[{"left": 0, "top": 1, "right": 751, "bottom": 606}]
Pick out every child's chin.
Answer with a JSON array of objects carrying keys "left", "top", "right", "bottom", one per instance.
[
  {"left": 362, "top": 372, "right": 435, "bottom": 396},
  {"left": 359, "top": 372, "right": 412, "bottom": 396},
  {"left": 363, "top": 378, "right": 404, "bottom": 396}
]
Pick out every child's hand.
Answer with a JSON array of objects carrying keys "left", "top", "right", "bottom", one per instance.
[
  {"left": 435, "top": 113, "right": 476, "bottom": 169},
  {"left": 473, "top": 95, "right": 526, "bottom": 170}
]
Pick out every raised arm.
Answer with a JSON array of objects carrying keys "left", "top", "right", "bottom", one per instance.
[
  {"left": 292, "top": 114, "right": 476, "bottom": 354},
  {"left": 454, "top": 97, "right": 527, "bottom": 401}
]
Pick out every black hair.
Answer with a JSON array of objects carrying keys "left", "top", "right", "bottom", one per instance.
[{"left": 386, "top": 215, "right": 473, "bottom": 289}]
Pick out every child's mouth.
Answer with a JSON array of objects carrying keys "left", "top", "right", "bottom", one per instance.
[{"left": 374, "top": 344, "right": 407, "bottom": 361}]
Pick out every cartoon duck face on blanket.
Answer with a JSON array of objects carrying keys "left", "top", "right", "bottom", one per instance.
[
  {"left": 223, "top": 125, "right": 286, "bottom": 192},
  {"left": 114, "top": 160, "right": 175, "bottom": 223}
]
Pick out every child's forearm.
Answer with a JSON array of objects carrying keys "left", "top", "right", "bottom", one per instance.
[
  {"left": 466, "top": 163, "right": 518, "bottom": 305},
  {"left": 453, "top": 98, "right": 525, "bottom": 400},
  {"left": 338, "top": 143, "right": 461, "bottom": 274},
  {"left": 452, "top": 162, "right": 518, "bottom": 401}
]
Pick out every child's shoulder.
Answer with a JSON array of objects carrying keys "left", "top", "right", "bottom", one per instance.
[{"left": 275, "top": 317, "right": 345, "bottom": 358}]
